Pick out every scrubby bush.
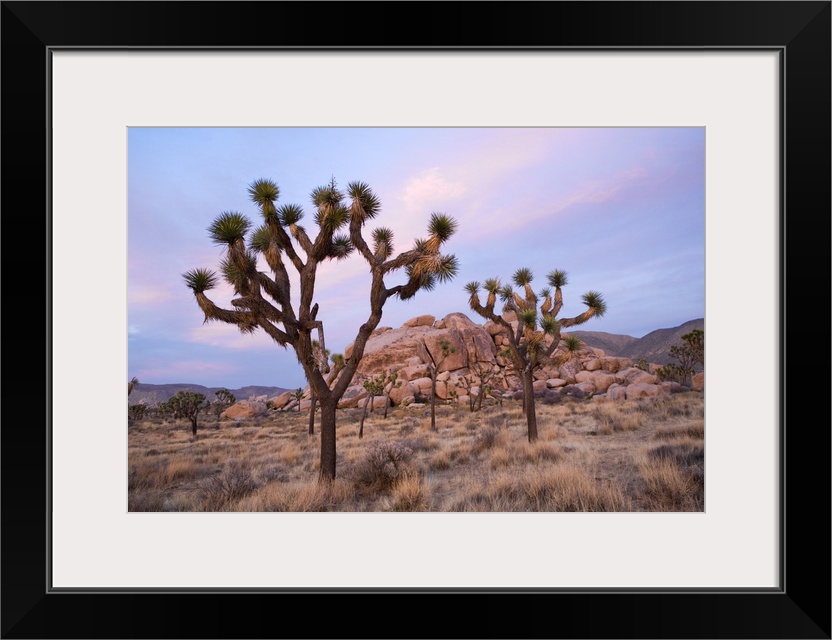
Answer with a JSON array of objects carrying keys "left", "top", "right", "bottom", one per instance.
[
  {"left": 352, "top": 441, "right": 415, "bottom": 490},
  {"left": 475, "top": 426, "right": 505, "bottom": 451},
  {"left": 201, "top": 460, "right": 258, "bottom": 510}
]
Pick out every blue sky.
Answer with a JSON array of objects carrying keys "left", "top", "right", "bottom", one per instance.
[{"left": 128, "top": 127, "right": 704, "bottom": 390}]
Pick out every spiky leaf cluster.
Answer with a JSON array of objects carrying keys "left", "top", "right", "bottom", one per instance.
[
  {"left": 582, "top": 290, "right": 607, "bottom": 317},
  {"left": 372, "top": 227, "right": 394, "bottom": 260},
  {"left": 248, "top": 178, "right": 280, "bottom": 214},
  {"left": 209, "top": 212, "right": 251, "bottom": 245},
  {"left": 347, "top": 181, "right": 381, "bottom": 222},
  {"left": 182, "top": 268, "right": 218, "bottom": 293}
]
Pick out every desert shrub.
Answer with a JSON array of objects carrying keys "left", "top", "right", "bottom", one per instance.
[
  {"left": 484, "top": 412, "right": 508, "bottom": 430},
  {"left": 128, "top": 459, "right": 165, "bottom": 491},
  {"left": 277, "top": 441, "right": 304, "bottom": 465},
  {"left": 562, "top": 386, "right": 588, "bottom": 400},
  {"left": 399, "top": 417, "right": 418, "bottom": 435},
  {"left": 352, "top": 441, "right": 416, "bottom": 490},
  {"left": 649, "top": 443, "right": 704, "bottom": 471},
  {"left": 256, "top": 463, "right": 288, "bottom": 484},
  {"left": 520, "top": 441, "right": 564, "bottom": 464},
  {"left": 389, "top": 472, "right": 428, "bottom": 511},
  {"left": 654, "top": 421, "right": 704, "bottom": 440},
  {"left": 427, "top": 449, "right": 453, "bottom": 471},
  {"left": 638, "top": 443, "right": 704, "bottom": 511},
  {"left": 128, "top": 490, "right": 166, "bottom": 512},
  {"left": 638, "top": 458, "right": 702, "bottom": 511},
  {"left": 540, "top": 390, "right": 563, "bottom": 405},
  {"left": 449, "top": 465, "right": 631, "bottom": 512},
  {"left": 163, "top": 456, "right": 197, "bottom": 484},
  {"left": 593, "top": 404, "right": 642, "bottom": 434},
  {"left": 474, "top": 426, "right": 505, "bottom": 452},
  {"left": 201, "top": 460, "right": 258, "bottom": 510},
  {"left": 403, "top": 435, "right": 439, "bottom": 453},
  {"left": 234, "top": 480, "right": 355, "bottom": 512}
]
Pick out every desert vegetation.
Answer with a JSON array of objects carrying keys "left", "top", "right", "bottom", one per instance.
[{"left": 128, "top": 391, "right": 704, "bottom": 512}]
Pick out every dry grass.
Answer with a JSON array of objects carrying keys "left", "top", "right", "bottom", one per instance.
[{"left": 128, "top": 392, "right": 704, "bottom": 512}]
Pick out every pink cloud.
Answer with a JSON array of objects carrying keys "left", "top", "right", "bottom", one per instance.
[{"left": 400, "top": 167, "right": 466, "bottom": 213}]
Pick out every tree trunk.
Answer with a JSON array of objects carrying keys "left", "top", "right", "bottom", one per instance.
[
  {"left": 523, "top": 369, "right": 538, "bottom": 442},
  {"left": 319, "top": 399, "right": 337, "bottom": 482},
  {"left": 359, "top": 394, "right": 372, "bottom": 439},
  {"left": 308, "top": 391, "right": 317, "bottom": 435},
  {"left": 429, "top": 370, "right": 437, "bottom": 431},
  {"left": 190, "top": 416, "right": 198, "bottom": 438}
]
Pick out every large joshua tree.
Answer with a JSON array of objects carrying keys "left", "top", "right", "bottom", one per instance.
[
  {"left": 465, "top": 268, "right": 606, "bottom": 442},
  {"left": 183, "top": 177, "right": 458, "bottom": 482}
]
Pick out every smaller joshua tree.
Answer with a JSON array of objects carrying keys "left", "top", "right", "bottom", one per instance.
[
  {"left": 466, "top": 268, "right": 606, "bottom": 442},
  {"left": 292, "top": 388, "right": 305, "bottom": 412},
  {"left": 422, "top": 338, "right": 455, "bottom": 432},
  {"left": 380, "top": 371, "right": 401, "bottom": 419},
  {"left": 213, "top": 388, "right": 236, "bottom": 417},
  {"left": 669, "top": 328, "right": 704, "bottom": 373},
  {"left": 456, "top": 342, "right": 498, "bottom": 413},
  {"left": 128, "top": 403, "right": 146, "bottom": 421},
  {"left": 659, "top": 329, "right": 704, "bottom": 386},
  {"left": 359, "top": 374, "right": 386, "bottom": 439},
  {"left": 167, "top": 390, "right": 208, "bottom": 438}
]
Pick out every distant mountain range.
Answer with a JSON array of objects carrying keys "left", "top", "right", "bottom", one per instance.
[
  {"left": 129, "top": 383, "right": 289, "bottom": 407},
  {"left": 568, "top": 318, "right": 704, "bottom": 368}
]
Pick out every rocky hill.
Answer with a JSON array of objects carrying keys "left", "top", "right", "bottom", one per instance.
[
  {"left": 570, "top": 318, "right": 704, "bottom": 368},
  {"left": 129, "top": 383, "right": 289, "bottom": 407},
  {"left": 246, "top": 312, "right": 705, "bottom": 415},
  {"left": 132, "top": 315, "right": 704, "bottom": 416}
]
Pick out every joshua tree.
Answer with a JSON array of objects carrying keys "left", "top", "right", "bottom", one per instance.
[
  {"left": 422, "top": 338, "right": 455, "bottom": 432},
  {"left": 292, "top": 388, "right": 305, "bottom": 412},
  {"left": 213, "top": 388, "right": 236, "bottom": 416},
  {"left": 128, "top": 403, "right": 146, "bottom": 421},
  {"left": 456, "top": 341, "right": 498, "bottom": 413},
  {"left": 660, "top": 329, "right": 704, "bottom": 386},
  {"left": 183, "top": 177, "right": 458, "bottom": 481},
  {"left": 167, "top": 390, "right": 208, "bottom": 438},
  {"left": 670, "top": 329, "right": 704, "bottom": 371},
  {"left": 465, "top": 268, "right": 606, "bottom": 442},
  {"left": 128, "top": 376, "right": 139, "bottom": 396},
  {"left": 380, "top": 371, "right": 401, "bottom": 419},
  {"left": 358, "top": 374, "right": 386, "bottom": 439}
]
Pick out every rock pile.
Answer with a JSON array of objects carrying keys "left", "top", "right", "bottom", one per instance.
[{"left": 223, "top": 312, "right": 704, "bottom": 417}]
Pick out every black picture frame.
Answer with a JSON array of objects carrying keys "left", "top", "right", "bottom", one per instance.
[{"left": 2, "top": 2, "right": 829, "bottom": 638}]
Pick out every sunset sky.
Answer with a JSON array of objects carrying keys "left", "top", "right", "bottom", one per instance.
[{"left": 128, "top": 127, "right": 704, "bottom": 390}]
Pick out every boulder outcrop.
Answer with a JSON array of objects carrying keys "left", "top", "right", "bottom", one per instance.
[
  {"left": 221, "top": 400, "right": 268, "bottom": 419},
  {"left": 272, "top": 312, "right": 703, "bottom": 412}
]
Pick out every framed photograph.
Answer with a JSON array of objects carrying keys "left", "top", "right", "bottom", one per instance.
[{"left": 4, "top": 2, "right": 829, "bottom": 638}]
